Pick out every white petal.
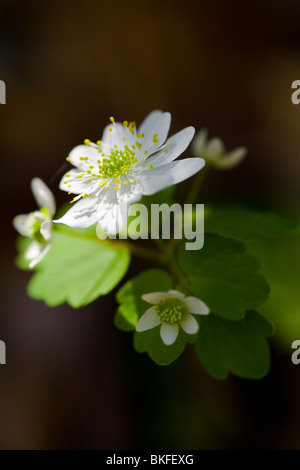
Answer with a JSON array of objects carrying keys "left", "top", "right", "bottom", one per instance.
[
  {"left": 167, "top": 290, "right": 185, "bottom": 298},
  {"left": 101, "top": 122, "right": 129, "bottom": 148},
  {"left": 59, "top": 168, "right": 98, "bottom": 195},
  {"left": 184, "top": 297, "right": 210, "bottom": 315},
  {"left": 54, "top": 197, "right": 99, "bottom": 228},
  {"left": 25, "top": 241, "right": 42, "bottom": 261},
  {"left": 140, "top": 157, "right": 205, "bottom": 193},
  {"left": 33, "top": 211, "right": 47, "bottom": 222},
  {"left": 31, "top": 178, "right": 56, "bottom": 216},
  {"left": 142, "top": 292, "right": 166, "bottom": 304},
  {"left": 214, "top": 147, "right": 247, "bottom": 170},
  {"left": 117, "top": 182, "right": 143, "bottom": 204},
  {"left": 141, "top": 291, "right": 184, "bottom": 304},
  {"left": 138, "top": 172, "right": 173, "bottom": 196},
  {"left": 205, "top": 137, "right": 225, "bottom": 158},
  {"left": 159, "top": 158, "right": 206, "bottom": 185},
  {"left": 191, "top": 128, "right": 208, "bottom": 156},
  {"left": 29, "top": 243, "right": 51, "bottom": 268},
  {"left": 138, "top": 111, "right": 171, "bottom": 154},
  {"left": 97, "top": 200, "right": 130, "bottom": 234},
  {"left": 144, "top": 126, "right": 195, "bottom": 168},
  {"left": 136, "top": 307, "right": 161, "bottom": 332},
  {"left": 13, "top": 214, "right": 30, "bottom": 237},
  {"left": 138, "top": 110, "right": 163, "bottom": 138},
  {"left": 40, "top": 220, "right": 52, "bottom": 241},
  {"left": 180, "top": 314, "right": 199, "bottom": 335},
  {"left": 68, "top": 144, "right": 100, "bottom": 170},
  {"left": 160, "top": 323, "right": 179, "bottom": 345}
]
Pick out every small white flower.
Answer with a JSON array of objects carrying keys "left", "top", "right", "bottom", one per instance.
[
  {"left": 54, "top": 110, "right": 205, "bottom": 234},
  {"left": 192, "top": 128, "right": 247, "bottom": 170},
  {"left": 13, "top": 178, "right": 56, "bottom": 268},
  {"left": 136, "top": 290, "right": 210, "bottom": 346}
]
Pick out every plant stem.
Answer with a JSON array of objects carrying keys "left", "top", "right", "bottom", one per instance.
[
  {"left": 167, "top": 165, "right": 209, "bottom": 253},
  {"left": 185, "top": 165, "right": 209, "bottom": 205}
]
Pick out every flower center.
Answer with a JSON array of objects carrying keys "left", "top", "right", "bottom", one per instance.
[
  {"left": 27, "top": 208, "right": 50, "bottom": 244},
  {"left": 155, "top": 298, "right": 188, "bottom": 324},
  {"left": 98, "top": 148, "right": 138, "bottom": 179}
]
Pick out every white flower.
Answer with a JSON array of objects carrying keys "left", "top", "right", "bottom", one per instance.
[
  {"left": 54, "top": 110, "right": 205, "bottom": 234},
  {"left": 192, "top": 128, "right": 247, "bottom": 170},
  {"left": 13, "top": 178, "right": 56, "bottom": 268},
  {"left": 136, "top": 290, "right": 210, "bottom": 346}
]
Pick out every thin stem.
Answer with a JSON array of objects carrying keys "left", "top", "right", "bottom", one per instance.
[
  {"left": 167, "top": 251, "right": 194, "bottom": 294},
  {"left": 185, "top": 165, "right": 209, "bottom": 205},
  {"left": 167, "top": 165, "right": 209, "bottom": 252}
]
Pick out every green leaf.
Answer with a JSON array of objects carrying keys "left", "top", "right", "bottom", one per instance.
[
  {"left": 115, "top": 269, "right": 198, "bottom": 365},
  {"left": 178, "top": 234, "right": 270, "bottom": 320},
  {"left": 134, "top": 326, "right": 198, "bottom": 366},
  {"left": 195, "top": 311, "right": 273, "bottom": 379},
  {"left": 246, "top": 228, "right": 300, "bottom": 351},
  {"left": 25, "top": 227, "right": 130, "bottom": 308},
  {"left": 205, "top": 207, "right": 296, "bottom": 241}
]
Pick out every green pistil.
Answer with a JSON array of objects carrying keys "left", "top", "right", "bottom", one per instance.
[
  {"left": 98, "top": 149, "right": 138, "bottom": 179},
  {"left": 155, "top": 297, "right": 188, "bottom": 324},
  {"left": 27, "top": 209, "right": 49, "bottom": 245},
  {"left": 40, "top": 207, "right": 50, "bottom": 217}
]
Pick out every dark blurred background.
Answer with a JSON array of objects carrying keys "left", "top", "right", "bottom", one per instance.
[{"left": 1, "top": 0, "right": 300, "bottom": 449}]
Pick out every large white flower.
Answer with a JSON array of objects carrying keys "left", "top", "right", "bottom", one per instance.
[
  {"left": 136, "top": 290, "right": 210, "bottom": 346},
  {"left": 192, "top": 128, "right": 247, "bottom": 170},
  {"left": 54, "top": 111, "right": 205, "bottom": 234},
  {"left": 13, "top": 178, "right": 56, "bottom": 268}
]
